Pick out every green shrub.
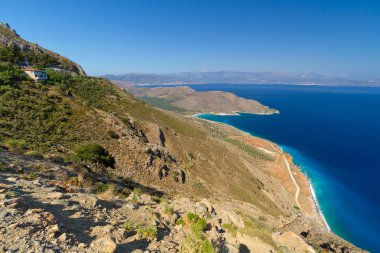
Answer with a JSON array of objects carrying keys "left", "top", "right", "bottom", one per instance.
[
  {"left": 222, "top": 223, "right": 238, "bottom": 237},
  {"left": 152, "top": 195, "right": 166, "bottom": 204},
  {"left": 200, "top": 238, "right": 216, "bottom": 253},
  {"left": 25, "top": 150, "right": 44, "bottom": 159},
  {"left": 0, "top": 63, "right": 28, "bottom": 85},
  {"left": 73, "top": 142, "right": 115, "bottom": 168},
  {"left": 133, "top": 187, "right": 142, "bottom": 195},
  {"left": 239, "top": 215, "right": 278, "bottom": 249},
  {"left": 182, "top": 233, "right": 216, "bottom": 253},
  {"left": 21, "top": 172, "right": 38, "bottom": 181},
  {"left": 94, "top": 182, "right": 110, "bottom": 194},
  {"left": 4, "top": 139, "right": 27, "bottom": 154},
  {"left": 176, "top": 218, "right": 184, "bottom": 226},
  {"left": 185, "top": 212, "right": 200, "bottom": 224},
  {"left": 190, "top": 218, "right": 207, "bottom": 235},
  {"left": 164, "top": 206, "right": 174, "bottom": 215},
  {"left": 130, "top": 195, "right": 138, "bottom": 205},
  {"left": 107, "top": 130, "right": 119, "bottom": 139},
  {"left": 124, "top": 220, "right": 134, "bottom": 232},
  {"left": 137, "top": 225, "right": 157, "bottom": 240}
]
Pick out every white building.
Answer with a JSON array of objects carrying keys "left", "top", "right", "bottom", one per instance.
[{"left": 23, "top": 67, "right": 48, "bottom": 82}]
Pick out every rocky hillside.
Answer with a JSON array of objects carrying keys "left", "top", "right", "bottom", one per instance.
[
  {"left": 0, "top": 23, "right": 85, "bottom": 75},
  {"left": 0, "top": 23, "right": 367, "bottom": 252},
  {"left": 127, "top": 86, "right": 279, "bottom": 115}
]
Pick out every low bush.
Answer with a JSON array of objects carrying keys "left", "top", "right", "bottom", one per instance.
[
  {"left": 133, "top": 187, "right": 142, "bottom": 195},
  {"left": 107, "top": 130, "right": 119, "bottom": 139},
  {"left": 176, "top": 218, "right": 184, "bottom": 226},
  {"left": 130, "top": 195, "right": 138, "bottom": 205},
  {"left": 190, "top": 218, "right": 207, "bottom": 235},
  {"left": 25, "top": 150, "right": 44, "bottom": 159},
  {"left": 21, "top": 172, "right": 38, "bottom": 181},
  {"left": 94, "top": 182, "right": 110, "bottom": 194},
  {"left": 73, "top": 142, "right": 115, "bottom": 168},
  {"left": 164, "top": 206, "right": 174, "bottom": 215},
  {"left": 4, "top": 139, "right": 27, "bottom": 154},
  {"left": 124, "top": 220, "right": 134, "bottom": 232},
  {"left": 185, "top": 212, "right": 200, "bottom": 224},
  {"left": 137, "top": 225, "right": 157, "bottom": 241},
  {"left": 182, "top": 233, "right": 216, "bottom": 253}
]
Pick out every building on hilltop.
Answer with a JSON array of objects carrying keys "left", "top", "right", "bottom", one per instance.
[{"left": 23, "top": 67, "right": 48, "bottom": 82}]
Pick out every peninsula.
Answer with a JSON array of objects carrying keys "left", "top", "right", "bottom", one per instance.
[{"left": 126, "top": 86, "right": 279, "bottom": 115}]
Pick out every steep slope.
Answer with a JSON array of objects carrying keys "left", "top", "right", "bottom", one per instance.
[{"left": 0, "top": 24, "right": 367, "bottom": 252}]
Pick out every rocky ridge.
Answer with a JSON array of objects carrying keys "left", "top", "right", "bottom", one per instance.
[{"left": 0, "top": 150, "right": 335, "bottom": 253}]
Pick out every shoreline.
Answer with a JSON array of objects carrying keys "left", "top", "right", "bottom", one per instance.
[
  {"left": 306, "top": 173, "right": 331, "bottom": 230},
  {"left": 193, "top": 113, "right": 331, "bottom": 230},
  {"left": 192, "top": 110, "right": 279, "bottom": 117}
]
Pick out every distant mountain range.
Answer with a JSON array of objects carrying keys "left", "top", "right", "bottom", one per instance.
[{"left": 103, "top": 71, "right": 380, "bottom": 86}]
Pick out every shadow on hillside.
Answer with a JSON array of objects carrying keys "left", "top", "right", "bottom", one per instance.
[
  {"left": 3, "top": 185, "right": 105, "bottom": 244},
  {"left": 115, "top": 239, "right": 150, "bottom": 252},
  {"left": 239, "top": 244, "right": 251, "bottom": 253}
]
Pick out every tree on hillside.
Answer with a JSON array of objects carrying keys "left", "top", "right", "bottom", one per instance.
[{"left": 73, "top": 142, "right": 115, "bottom": 168}]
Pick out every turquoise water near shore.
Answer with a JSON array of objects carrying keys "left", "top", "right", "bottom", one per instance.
[{"left": 190, "top": 84, "right": 380, "bottom": 252}]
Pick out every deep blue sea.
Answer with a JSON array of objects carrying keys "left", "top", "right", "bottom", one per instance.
[{"left": 187, "top": 84, "right": 380, "bottom": 252}]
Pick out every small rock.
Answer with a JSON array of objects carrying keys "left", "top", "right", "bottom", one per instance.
[
  {"left": 47, "top": 224, "right": 60, "bottom": 233},
  {"left": 25, "top": 208, "right": 43, "bottom": 215},
  {"left": 32, "top": 179, "right": 42, "bottom": 185},
  {"left": 125, "top": 202, "right": 137, "bottom": 210},
  {"left": 69, "top": 211, "right": 82, "bottom": 218},
  {"left": 195, "top": 203, "right": 208, "bottom": 216},
  {"left": 72, "top": 195, "right": 98, "bottom": 208},
  {"left": 46, "top": 192, "right": 63, "bottom": 199},
  {"left": 0, "top": 197, "right": 20, "bottom": 207},
  {"left": 0, "top": 209, "right": 17, "bottom": 218},
  {"left": 51, "top": 199, "right": 69, "bottom": 206},
  {"left": 89, "top": 236, "right": 116, "bottom": 253},
  {"left": 200, "top": 198, "right": 214, "bottom": 213},
  {"left": 91, "top": 225, "right": 114, "bottom": 238},
  {"left": 78, "top": 243, "right": 86, "bottom": 249},
  {"left": 57, "top": 233, "right": 67, "bottom": 242}
]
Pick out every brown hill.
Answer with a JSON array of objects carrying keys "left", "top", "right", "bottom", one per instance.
[{"left": 129, "top": 86, "right": 279, "bottom": 115}]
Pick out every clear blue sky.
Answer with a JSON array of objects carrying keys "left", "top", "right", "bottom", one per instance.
[{"left": 1, "top": 0, "right": 379, "bottom": 78}]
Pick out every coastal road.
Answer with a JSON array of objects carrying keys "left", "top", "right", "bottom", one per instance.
[
  {"left": 283, "top": 155, "right": 301, "bottom": 210},
  {"left": 268, "top": 143, "right": 302, "bottom": 211}
]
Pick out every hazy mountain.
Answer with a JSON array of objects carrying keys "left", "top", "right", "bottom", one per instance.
[{"left": 104, "top": 71, "right": 380, "bottom": 86}]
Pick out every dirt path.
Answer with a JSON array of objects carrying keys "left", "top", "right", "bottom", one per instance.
[
  {"left": 268, "top": 142, "right": 301, "bottom": 211},
  {"left": 282, "top": 155, "right": 301, "bottom": 210}
]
